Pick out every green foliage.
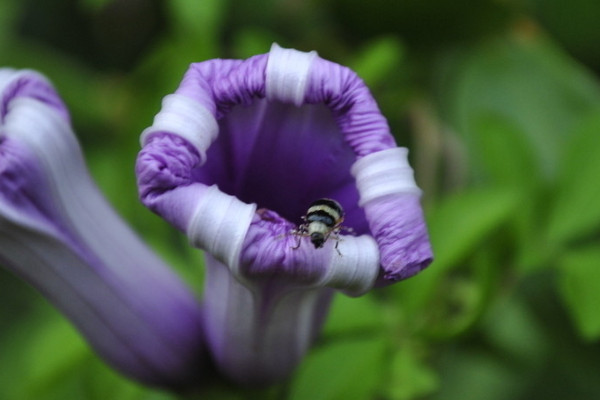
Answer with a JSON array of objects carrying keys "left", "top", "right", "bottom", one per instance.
[
  {"left": 322, "top": 292, "right": 385, "bottom": 337},
  {"left": 428, "top": 188, "right": 519, "bottom": 273},
  {"left": 548, "top": 110, "right": 600, "bottom": 245},
  {"left": 443, "top": 36, "right": 600, "bottom": 178},
  {"left": 349, "top": 37, "right": 405, "bottom": 88},
  {"left": 79, "top": 0, "right": 113, "bottom": 12},
  {"left": 3, "top": 0, "right": 600, "bottom": 399},
  {"left": 395, "top": 187, "right": 518, "bottom": 330},
  {"left": 432, "top": 349, "right": 524, "bottom": 400},
  {"left": 0, "top": 304, "right": 174, "bottom": 400},
  {"left": 287, "top": 336, "right": 386, "bottom": 400},
  {"left": 558, "top": 246, "right": 600, "bottom": 340},
  {"left": 387, "top": 345, "right": 439, "bottom": 400}
]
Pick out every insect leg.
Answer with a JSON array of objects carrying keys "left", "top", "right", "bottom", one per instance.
[
  {"left": 334, "top": 239, "right": 342, "bottom": 256},
  {"left": 291, "top": 233, "right": 302, "bottom": 249},
  {"left": 290, "top": 225, "right": 307, "bottom": 250}
]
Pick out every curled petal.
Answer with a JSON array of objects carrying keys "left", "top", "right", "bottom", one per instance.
[
  {"left": 351, "top": 147, "right": 433, "bottom": 281},
  {"left": 240, "top": 209, "right": 380, "bottom": 296}
]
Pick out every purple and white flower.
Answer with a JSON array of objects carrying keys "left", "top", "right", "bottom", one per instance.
[
  {"left": 0, "top": 69, "right": 205, "bottom": 387},
  {"left": 136, "top": 44, "right": 433, "bottom": 385}
]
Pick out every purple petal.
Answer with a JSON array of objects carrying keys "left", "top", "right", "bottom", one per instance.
[
  {"left": 351, "top": 147, "right": 433, "bottom": 281},
  {"left": 0, "top": 69, "right": 205, "bottom": 387},
  {"left": 364, "top": 193, "right": 433, "bottom": 283}
]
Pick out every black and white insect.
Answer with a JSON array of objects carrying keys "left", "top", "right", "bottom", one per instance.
[{"left": 291, "top": 198, "right": 349, "bottom": 254}]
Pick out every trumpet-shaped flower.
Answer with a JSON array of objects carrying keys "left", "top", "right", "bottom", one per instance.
[
  {"left": 136, "top": 44, "right": 433, "bottom": 385},
  {"left": 0, "top": 69, "right": 205, "bottom": 387}
]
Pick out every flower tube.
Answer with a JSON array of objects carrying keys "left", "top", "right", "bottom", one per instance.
[
  {"left": 0, "top": 69, "right": 205, "bottom": 387},
  {"left": 136, "top": 44, "right": 433, "bottom": 385}
]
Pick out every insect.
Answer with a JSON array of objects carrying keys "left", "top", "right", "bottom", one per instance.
[{"left": 291, "top": 198, "right": 349, "bottom": 255}]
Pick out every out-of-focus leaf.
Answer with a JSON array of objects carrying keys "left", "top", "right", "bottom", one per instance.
[
  {"left": 183, "top": 381, "right": 282, "bottom": 400},
  {"left": 141, "top": 393, "right": 180, "bottom": 400},
  {"left": 322, "top": 293, "right": 384, "bottom": 338},
  {"left": 0, "top": 310, "right": 92, "bottom": 400},
  {"left": 547, "top": 110, "right": 600, "bottom": 245},
  {"left": 20, "top": 315, "right": 89, "bottom": 400},
  {"left": 350, "top": 36, "right": 404, "bottom": 88},
  {"left": 443, "top": 35, "right": 600, "bottom": 179},
  {"left": 133, "top": 0, "right": 226, "bottom": 101},
  {"left": 431, "top": 350, "right": 525, "bottom": 400},
  {"left": 83, "top": 356, "right": 153, "bottom": 400},
  {"left": 324, "top": 0, "right": 511, "bottom": 48},
  {"left": 0, "top": 306, "right": 41, "bottom": 400},
  {"left": 169, "top": 0, "right": 223, "bottom": 45},
  {"left": 288, "top": 336, "right": 386, "bottom": 400},
  {"left": 469, "top": 113, "right": 550, "bottom": 271},
  {"left": 79, "top": 0, "right": 112, "bottom": 12},
  {"left": 481, "top": 295, "right": 549, "bottom": 367},
  {"left": 5, "top": 309, "right": 183, "bottom": 400},
  {"left": 428, "top": 187, "right": 518, "bottom": 272},
  {"left": 395, "top": 187, "right": 518, "bottom": 318},
  {"left": 231, "top": 28, "right": 279, "bottom": 59},
  {"left": 529, "top": 0, "right": 600, "bottom": 68},
  {"left": 387, "top": 345, "right": 439, "bottom": 400},
  {"left": 0, "top": 0, "right": 17, "bottom": 48},
  {"left": 557, "top": 245, "right": 600, "bottom": 340},
  {"left": 420, "top": 248, "right": 497, "bottom": 339},
  {"left": 470, "top": 113, "right": 541, "bottom": 187}
]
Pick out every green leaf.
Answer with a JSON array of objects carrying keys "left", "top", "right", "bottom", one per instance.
[
  {"left": 0, "top": 311, "right": 92, "bottom": 400},
  {"left": 350, "top": 37, "right": 404, "bottom": 88},
  {"left": 395, "top": 187, "right": 518, "bottom": 317},
  {"left": 419, "top": 248, "right": 497, "bottom": 339},
  {"left": 21, "top": 316, "right": 89, "bottom": 400},
  {"left": 387, "top": 346, "right": 439, "bottom": 400},
  {"left": 469, "top": 113, "right": 551, "bottom": 271},
  {"left": 428, "top": 187, "right": 518, "bottom": 272},
  {"left": 443, "top": 36, "right": 600, "bottom": 179},
  {"left": 288, "top": 336, "right": 386, "bottom": 400},
  {"left": 557, "top": 245, "right": 600, "bottom": 340},
  {"left": 0, "top": 0, "right": 18, "bottom": 48},
  {"left": 322, "top": 293, "right": 384, "bottom": 338},
  {"left": 470, "top": 113, "right": 540, "bottom": 188},
  {"left": 82, "top": 355, "right": 174, "bottom": 400},
  {"left": 231, "top": 28, "right": 279, "bottom": 59},
  {"left": 169, "top": 0, "right": 224, "bottom": 41},
  {"left": 431, "top": 350, "right": 524, "bottom": 400},
  {"left": 481, "top": 295, "right": 549, "bottom": 368},
  {"left": 547, "top": 110, "right": 600, "bottom": 245}
]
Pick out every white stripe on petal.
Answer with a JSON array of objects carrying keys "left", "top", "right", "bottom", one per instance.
[
  {"left": 202, "top": 254, "right": 330, "bottom": 385},
  {"left": 321, "top": 234, "right": 380, "bottom": 296},
  {"left": 351, "top": 147, "right": 422, "bottom": 206},
  {"left": 140, "top": 93, "right": 219, "bottom": 164},
  {"left": 187, "top": 185, "right": 257, "bottom": 274},
  {"left": 266, "top": 43, "right": 317, "bottom": 106}
]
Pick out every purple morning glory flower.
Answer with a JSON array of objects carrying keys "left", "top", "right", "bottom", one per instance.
[
  {"left": 0, "top": 69, "right": 205, "bottom": 387},
  {"left": 136, "top": 44, "right": 433, "bottom": 385}
]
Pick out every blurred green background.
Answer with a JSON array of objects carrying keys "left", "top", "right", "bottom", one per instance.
[{"left": 2, "top": 0, "right": 600, "bottom": 399}]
